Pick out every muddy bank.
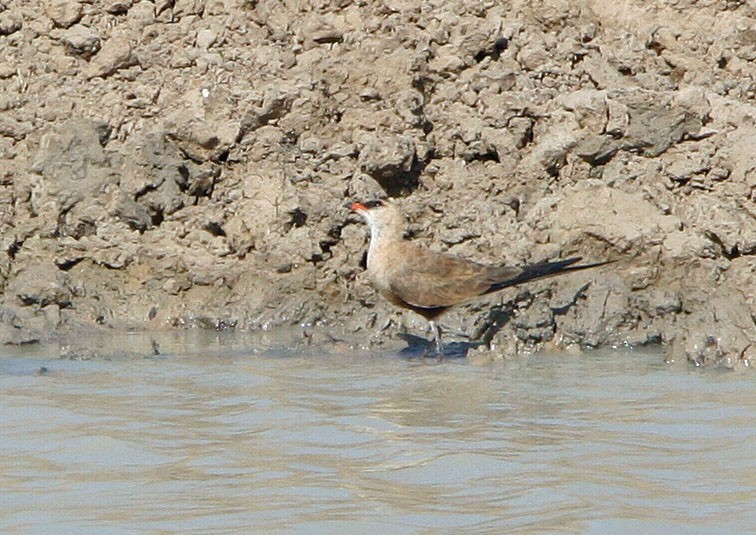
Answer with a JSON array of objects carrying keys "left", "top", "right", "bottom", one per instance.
[{"left": 0, "top": 0, "right": 753, "bottom": 367}]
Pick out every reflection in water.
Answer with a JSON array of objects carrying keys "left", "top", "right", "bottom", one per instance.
[{"left": 1, "top": 339, "right": 754, "bottom": 533}]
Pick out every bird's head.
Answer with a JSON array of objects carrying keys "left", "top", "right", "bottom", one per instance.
[{"left": 344, "top": 199, "right": 403, "bottom": 239}]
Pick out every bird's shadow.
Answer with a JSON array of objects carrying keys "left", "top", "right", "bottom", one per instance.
[{"left": 396, "top": 333, "right": 479, "bottom": 360}]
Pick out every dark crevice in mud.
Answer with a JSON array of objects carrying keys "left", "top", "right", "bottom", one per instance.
[
  {"left": 325, "top": 108, "right": 343, "bottom": 124},
  {"left": 464, "top": 147, "right": 500, "bottom": 163},
  {"left": 646, "top": 39, "right": 665, "bottom": 56},
  {"left": 583, "top": 71, "right": 601, "bottom": 88},
  {"left": 643, "top": 334, "right": 663, "bottom": 345},
  {"left": 411, "top": 74, "right": 434, "bottom": 100},
  {"left": 281, "top": 130, "right": 300, "bottom": 147},
  {"left": 570, "top": 51, "right": 588, "bottom": 67},
  {"left": 617, "top": 65, "right": 634, "bottom": 76},
  {"left": 284, "top": 208, "right": 308, "bottom": 232},
  {"left": 581, "top": 144, "right": 620, "bottom": 166},
  {"left": 373, "top": 155, "right": 429, "bottom": 198},
  {"left": 319, "top": 240, "right": 337, "bottom": 260},
  {"left": 551, "top": 282, "right": 592, "bottom": 316},
  {"left": 473, "top": 292, "right": 536, "bottom": 347},
  {"left": 177, "top": 145, "right": 221, "bottom": 165},
  {"left": 176, "top": 164, "right": 190, "bottom": 187},
  {"left": 7, "top": 240, "right": 22, "bottom": 260},
  {"left": 133, "top": 181, "right": 161, "bottom": 201},
  {"left": 518, "top": 120, "right": 535, "bottom": 148},
  {"left": 54, "top": 207, "right": 72, "bottom": 238},
  {"left": 327, "top": 224, "right": 342, "bottom": 241},
  {"left": 474, "top": 36, "right": 509, "bottom": 62},
  {"left": 322, "top": 225, "right": 343, "bottom": 260},
  {"left": 56, "top": 258, "right": 84, "bottom": 271},
  {"left": 545, "top": 160, "right": 563, "bottom": 178},
  {"left": 151, "top": 209, "right": 165, "bottom": 227},
  {"left": 705, "top": 231, "right": 741, "bottom": 260},
  {"left": 204, "top": 222, "right": 226, "bottom": 237}
]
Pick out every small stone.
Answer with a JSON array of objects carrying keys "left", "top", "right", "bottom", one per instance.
[
  {"left": 0, "top": 116, "right": 32, "bottom": 141},
  {"left": 707, "top": 166, "right": 730, "bottom": 181},
  {"left": 360, "top": 88, "right": 380, "bottom": 101},
  {"left": 309, "top": 28, "right": 342, "bottom": 45},
  {"left": 103, "top": 0, "right": 133, "bottom": 14},
  {"left": 575, "top": 134, "right": 621, "bottom": 165},
  {"left": 163, "top": 277, "right": 192, "bottom": 295},
  {"left": 301, "top": 17, "right": 343, "bottom": 49},
  {"left": 518, "top": 46, "right": 549, "bottom": 70},
  {"left": 111, "top": 194, "right": 152, "bottom": 231},
  {"left": 86, "top": 37, "right": 137, "bottom": 78},
  {"left": 173, "top": 0, "right": 205, "bottom": 17},
  {"left": 358, "top": 135, "right": 416, "bottom": 180},
  {"left": 0, "top": 63, "right": 15, "bottom": 79},
  {"left": 429, "top": 44, "right": 466, "bottom": 73},
  {"left": 358, "top": 134, "right": 418, "bottom": 195},
  {"left": 59, "top": 25, "right": 101, "bottom": 58},
  {"left": 0, "top": 12, "right": 22, "bottom": 35},
  {"left": 8, "top": 263, "right": 72, "bottom": 308},
  {"left": 45, "top": 0, "right": 83, "bottom": 28},
  {"left": 299, "top": 134, "right": 324, "bottom": 154},
  {"left": 195, "top": 28, "right": 217, "bottom": 50},
  {"left": 126, "top": 1, "right": 154, "bottom": 26}
]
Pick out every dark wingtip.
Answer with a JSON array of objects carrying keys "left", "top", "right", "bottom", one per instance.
[{"left": 487, "top": 256, "right": 616, "bottom": 294}]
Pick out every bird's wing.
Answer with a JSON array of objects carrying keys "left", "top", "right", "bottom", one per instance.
[
  {"left": 382, "top": 243, "right": 606, "bottom": 309},
  {"left": 386, "top": 245, "right": 520, "bottom": 309}
]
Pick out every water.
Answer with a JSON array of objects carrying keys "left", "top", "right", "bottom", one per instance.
[{"left": 1, "top": 333, "right": 754, "bottom": 534}]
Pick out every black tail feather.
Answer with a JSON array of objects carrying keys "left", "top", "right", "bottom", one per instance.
[{"left": 485, "top": 257, "right": 614, "bottom": 294}]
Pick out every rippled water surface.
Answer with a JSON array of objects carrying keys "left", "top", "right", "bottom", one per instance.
[{"left": 2, "top": 333, "right": 754, "bottom": 534}]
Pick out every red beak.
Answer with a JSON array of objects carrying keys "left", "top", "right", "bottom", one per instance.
[{"left": 344, "top": 201, "right": 367, "bottom": 212}]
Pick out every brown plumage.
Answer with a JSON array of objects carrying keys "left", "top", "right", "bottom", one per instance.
[{"left": 345, "top": 199, "right": 611, "bottom": 358}]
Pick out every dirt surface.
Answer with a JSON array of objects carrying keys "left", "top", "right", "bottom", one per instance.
[{"left": 0, "top": 0, "right": 754, "bottom": 367}]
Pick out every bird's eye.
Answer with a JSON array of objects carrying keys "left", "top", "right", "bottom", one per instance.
[{"left": 365, "top": 200, "right": 385, "bottom": 208}]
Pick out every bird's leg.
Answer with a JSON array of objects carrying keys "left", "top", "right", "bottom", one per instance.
[
  {"left": 419, "top": 325, "right": 431, "bottom": 360},
  {"left": 430, "top": 320, "right": 444, "bottom": 361},
  {"left": 419, "top": 344, "right": 430, "bottom": 360}
]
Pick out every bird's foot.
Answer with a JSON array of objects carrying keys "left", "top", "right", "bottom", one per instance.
[{"left": 419, "top": 341, "right": 444, "bottom": 361}]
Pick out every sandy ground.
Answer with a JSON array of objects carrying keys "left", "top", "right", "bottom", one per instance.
[{"left": 0, "top": 0, "right": 754, "bottom": 367}]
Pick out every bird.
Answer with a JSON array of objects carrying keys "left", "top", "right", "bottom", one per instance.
[{"left": 344, "top": 198, "right": 613, "bottom": 359}]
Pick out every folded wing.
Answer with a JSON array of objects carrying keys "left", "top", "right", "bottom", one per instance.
[
  {"left": 386, "top": 244, "right": 521, "bottom": 309},
  {"left": 386, "top": 246, "right": 607, "bottom": 310}
]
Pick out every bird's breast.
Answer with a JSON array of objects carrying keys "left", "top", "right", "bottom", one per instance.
[{"left": 366, "top": 238, "right": 399, "bottom": 293}]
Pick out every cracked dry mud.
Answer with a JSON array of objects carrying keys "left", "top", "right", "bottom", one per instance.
[{"left": 0, "top": 0, "right": 754, "bottom": 367}]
